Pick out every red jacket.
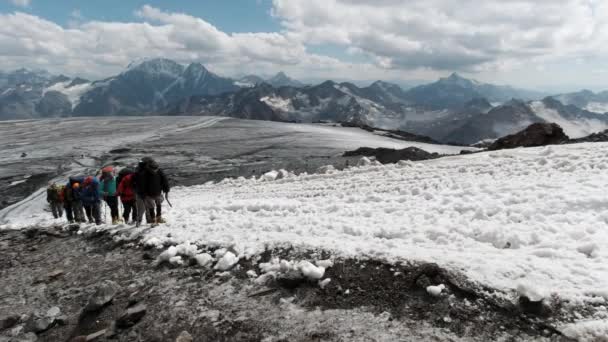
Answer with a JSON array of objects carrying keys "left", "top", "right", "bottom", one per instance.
[{"left": 117, "top": 174, "right": 136, "bottom": 203}]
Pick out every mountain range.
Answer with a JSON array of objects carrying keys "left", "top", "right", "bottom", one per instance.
[{"left": 1, "top": 58, "right": 607, "bottom": 145}]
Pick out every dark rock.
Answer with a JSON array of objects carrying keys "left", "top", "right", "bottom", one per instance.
[
  {"left": 115, "top": 304, "right": 147, "bottom": 329},
  {"left": 54, "top": 315, "right": 68, "bottom": 326},
  {"left": 84, "top": 280, "right": 121, "bottom": 312},
  {"left": 0, "top": 314, "right": 20, "bottom": 330},
  {"left": 343, "top": 146, "right": 440, "bottom": 164},
  {"left": 24, "top": 315, "right": 54, "bottom": 333},
  {"left": 459, "top": 150, "right": 474, "bottom": 155},
  {"left": 21, "top": 152, "right": 27, "bottom": 158},
  {"left": 570, "top": 129, "right": 608, "bottom": 143},
  {"left": 518, "top": 296, "right": 552, "bottom": 317},
  {"left": 488, "top": 123, "right": 569, "bottom": 151},
  {"left": 109, "top": 148, "right": 131, "bottom": 154},
  {"left": 415, "top": 274, "right": 432, "bottom": 289},
  {"left": 277, "top": 269, "right": 307, "bottom": 289},
  {"left": 127, "top": 291, "right": 142, "bottom": 307}
]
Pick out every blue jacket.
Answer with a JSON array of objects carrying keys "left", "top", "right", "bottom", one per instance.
[
  {"left": 67, "top": 176, "right": 85, "bottom": 201},
  {"left": 81, "top": 178, "right": 101, "bottom": 204}
]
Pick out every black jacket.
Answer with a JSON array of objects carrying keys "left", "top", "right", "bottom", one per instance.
[{"left": 134, "top": 165, "right": 169, "bottom": 197}]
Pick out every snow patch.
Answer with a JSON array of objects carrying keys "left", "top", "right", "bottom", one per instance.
[
  {"left": 426, "top": 284, "right": 445, "bottom": 297},
  {"left": 214, "top": 251, "right": 239, "bottom": 271},
  {"left": 260, "top": 95, "right": 293, "bottom": 112}
]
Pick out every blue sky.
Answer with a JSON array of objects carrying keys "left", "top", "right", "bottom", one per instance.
[
  {"left": 1, "top": 0, "right": 607, "bottom": 91},
  {"left": 0, "top": 0, "right": 281, "bottom": 32}
]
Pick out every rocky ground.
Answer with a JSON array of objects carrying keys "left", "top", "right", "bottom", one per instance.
[{"left": 0, "top": 225, "right": 574, "bottom": 342}]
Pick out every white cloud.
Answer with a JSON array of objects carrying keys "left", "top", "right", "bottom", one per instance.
[
  {"left": 1, "top": 2, "right": 608, "bottom": 89},
  {"left": 9, "top": 0, "right": 30, "bottom": 7},
  {"left": 0, "top": 5, "right": 364, "bottom": 80},
  {"left": 271, "top": 0, "right": 608, "bottom": 72}
]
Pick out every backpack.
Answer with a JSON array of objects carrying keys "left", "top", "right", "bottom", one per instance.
[
  {"left": 57, "top": 185, "right": 65, "bottom": 202},
  {"left": 117, "top": 167, "right": 134, "bottom": 187},
  {"left": 47, "top": 184, "right": 60, "bottom": 202}
]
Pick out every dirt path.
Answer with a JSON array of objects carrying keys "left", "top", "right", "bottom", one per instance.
[{"left": 0, "top": 226, "right": 570, "bottom": 342}]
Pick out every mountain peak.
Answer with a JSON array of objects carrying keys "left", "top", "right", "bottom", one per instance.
[
  {"left": 266, "top": 71, "right": 304, "bottom": 87},
  {"left": 184, "top": 62, "right": 209, "bottom": 75},
  {"left": 127, "top": 58, "right": 183, "bottom": 76}
]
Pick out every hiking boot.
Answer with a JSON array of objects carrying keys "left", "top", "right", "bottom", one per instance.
[
  {"left": 111, "top": 218, "right": 119, "bottom": 225},
  {"left": 135, "top": 221, "right": 141, "bottom": 228},
  {"left": 156, "top": 216, "right": 166, "bottom": 224}
]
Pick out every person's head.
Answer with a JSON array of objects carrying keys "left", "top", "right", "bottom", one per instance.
[
  {"left": 84, "top": 176, "right": 94, "bottom": 185},
  {"left": 72, "top": 182, "right": 80, "bottom": 189}
]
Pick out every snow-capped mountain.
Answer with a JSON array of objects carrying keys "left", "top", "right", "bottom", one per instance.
[
  {"left": 552, "top": 90, "right": 608, "bottom": 114},
  {"left": 73, "top": 59, "right": 238, "bottom": 116},
  {"left": 165, "top": 80, "right": 413, "bottom": 124},
  {"left": 402, "top": 73, "right": 546, "bottom": 109},
  {"left": 426, "top": 97, "right": 608, "bottom": 144},
  {"left": 235, "top": 75, "right": 265, "bottom": 88},
  {"left": 266, "top": 72, "right": 305, "bottom": 88},
  {"left": 235, "top": 72, "right": 305, "bottom": 88},
  {"left": 0, "top": 69, "right": 86, "bottom": 120}
]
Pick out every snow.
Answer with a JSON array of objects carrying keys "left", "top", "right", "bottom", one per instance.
[
  {"left": 516, "top": 283, "right": 546, "bottom": 302},
  {"left": 319, "top": 278, "right": 331, "bottom": 289},
  {"left": 125, "top": 142, "right": 607, "bottom": 306},
  {"left": 426, "top": 284, "right": 445, "bottom": 297},
  {"left": 260, "top": 95, "right": 293, "bottom": 112},
  {"left": 285, "top": 124, "right": 474, "bottom": 155},
  {"left": 214, "top": 251, "right": 239, "bottom": 271},
  {"left": 6, "top": 142, "right": 608, "bottom": 310},
  {"left": 530, "top": 101, "right": 608, "bottom": 138},
  {"left": 561, "top": 320, "right": 608, "bottom": 341},
  {"left": 194, "top": 253, "right": 213, "bottom": 267},
  {"left": 585, "top": 102, "right": 608, "bottom": 114},
  {"left": 44, "top": 81, "right": 93, "bottom": 108},
  {"left": 297, "top": 261, "right": 325, "bottom": 280}
]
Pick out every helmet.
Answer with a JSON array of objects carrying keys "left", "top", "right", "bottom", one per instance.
[
  {"left": 102, "top": 166, "right": 114, "bottom": 174},
  {"left": 72, "top": 182, "right": 80, "bottom": 189},
  {"left": 84, "top": 176, "right": 94, "bottom": 185}
]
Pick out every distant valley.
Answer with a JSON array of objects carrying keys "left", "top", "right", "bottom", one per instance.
[{"left": 2, "top": 58, "right": 608, "bottom": 145}]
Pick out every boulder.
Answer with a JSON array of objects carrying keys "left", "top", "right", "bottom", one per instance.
[
  {"left": 115, "top": 304, "right": 147, "bottom": 329},
  {"left": 344, "top": 147, "right": 440, "bottom": 164},
  {"left": 488, "top": 123, "right": 569, "bottom": 151},
  {"left": 24, "top": 315, "right": 54, "bottom": 334},
  {"left": 0, "top": 314, "right": 20, "bottom": 330},
  {"left": 570, "top": 129, "right": 608, "bottom": 143},
  {"left": 84, "top": 280, "right": 121, "bottom": 312}
]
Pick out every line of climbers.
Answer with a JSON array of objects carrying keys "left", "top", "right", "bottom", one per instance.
[{"left": 46, "top": 157, "right": 170, "bottom": 228}]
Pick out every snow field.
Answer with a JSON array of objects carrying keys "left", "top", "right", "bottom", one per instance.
[{"left": 141, "top": 143, "right": 608, "bottom": 308}]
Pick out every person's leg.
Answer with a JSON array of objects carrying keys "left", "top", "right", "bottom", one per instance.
[
  {"left": 135, "top": 195, "right": 146, "bottom": 226},
  {"left": 65, "top": 203, "right": 74, "bottom": 223},
  {"left": 93, "top": 202, "right": 102, "bottom": 225},
  {"left": 123, "top": 201, "right": 131, "bottom": 223},
  {"left": 84, "top": 205, "right": 93, "bottom": 223},
  {"left": 109, "top": 196, "right": 119, "bottom": 221},
  {"left": 144, "top": 197, "right": 156, "bottom": 224},
  {"left": 74, "top": 201, "right": 85, "bottom": 222},
  {"left": 50, "top": 202, "right": 59, "bottom": 219},
  {"left": 155, "top": 196, "right": 165, "bottom": 223},
  {"left": 131, "top": 201, "right": 138, "bottom": 223}
]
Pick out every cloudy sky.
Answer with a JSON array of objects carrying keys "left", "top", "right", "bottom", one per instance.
[{"left": 1, "top": 0, "right": 607, "bottom": 91}]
